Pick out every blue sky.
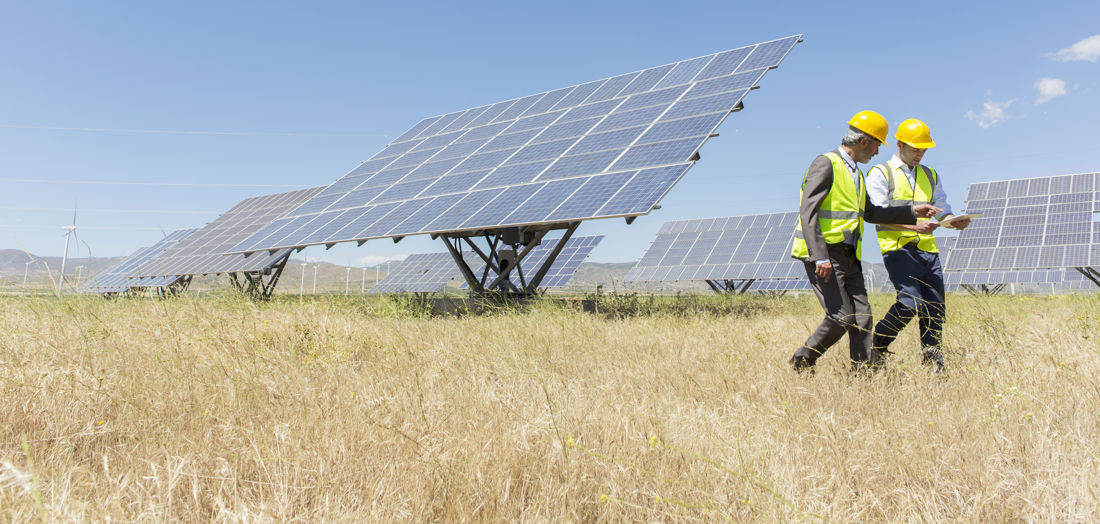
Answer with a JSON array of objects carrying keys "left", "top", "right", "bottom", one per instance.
[{"left": 2, "top": 1, "right": 1098, "bottom": 268}]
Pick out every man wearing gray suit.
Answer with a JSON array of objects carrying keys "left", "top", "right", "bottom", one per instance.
[{"left": 789, "top": 110, "right": 941, "bottom": 372}]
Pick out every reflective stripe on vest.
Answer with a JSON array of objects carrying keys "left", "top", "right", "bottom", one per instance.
[
  {"left": 791, "top": 152, "right": 867, "bottom": 260},
  {"left": 873, "top": 162, "right": 940, "bottom": 254}
]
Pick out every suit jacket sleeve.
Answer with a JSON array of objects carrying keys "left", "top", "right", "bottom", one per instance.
[
  {"left": 862, "top": 191, "right": 917, "bottom": 225},
  {"left": 798, "top": 154, "right": 833, "bottom": 261}
]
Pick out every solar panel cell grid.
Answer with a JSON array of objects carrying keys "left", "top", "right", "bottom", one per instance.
[
  {"left": 85, "top": 228, "right": 197, "bottom": 293},
  {"left": 233, "top": 36, "right": 801, "bottom": 253},
  {"left": 132, "top": 188, "right": 325, "bottom": 278},
  {"left": 628, "top": 212, "right": 802, "bottom": 283}
]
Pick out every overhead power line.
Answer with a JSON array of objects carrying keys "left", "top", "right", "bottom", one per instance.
[
  {"left": 0, "top": 123, "right": 389, "bottom": 138},
  {"left": 0, "top": 177, "right": 310, "bottom": 188},
  {"left": 1, "top": 206, "right": 220, "bottom": 214}
]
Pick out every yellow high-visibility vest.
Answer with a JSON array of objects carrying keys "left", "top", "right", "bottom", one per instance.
[
  {"left": 872, "top": 162, "right": 939, "bottom": 254},
  {"left": 791, "top": 152, "right": 866, "bottom": 260}
]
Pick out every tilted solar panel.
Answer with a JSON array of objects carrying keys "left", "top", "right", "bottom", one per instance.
[
  {"left": 369, "top": 252, "right": 478, "bottom": 293},
  {"left": 947, "top": 172, "right": 1100, "bottom": 271},
  {"left": 229, "top": 35, "right": 802, "bottom": 254},
  {"left": 129, "top": 187, "right": 326, "bottom": 278},
  {"left": 626, "top": 212, "right": 801, "bottom": 283},
  {"left": 83, "top": 228, "right": 197, "bottom": 294}
]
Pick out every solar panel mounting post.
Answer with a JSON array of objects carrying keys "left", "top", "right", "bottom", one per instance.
[
  {"left": 160, "top": 275, "right": 192, "bottom": 297},
  {"left": 440, "top": 224, "right": 583, "bottom": 296},
  {"left": 521, "top": 222, "right": 579, "bottom": 294},
  {"left": 1075, "top": 267, "right": 1100, "bottom": 288},
  {"left": 227, "top": 251, "right": 292, "bottom": 300},
  {"left": 706, "top": 278, "right": 755, "bottom": 294}
]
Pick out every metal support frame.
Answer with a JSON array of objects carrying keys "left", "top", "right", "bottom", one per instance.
[
  {"left": 1075, "top": 266, "right": 1100, "bottom": 288},
  {"left": 961, "top": 283, "right": 1007, "bottom": 296},
  {"left": 227, "top": 252, "right": 291, "bottom": 299},
  {"left": 157, "top": 275, "right": 192, "bottom": 297},
  {"left": 705, "top": 279, "right": 755, "bottom": 294},
  {"left": 440, "top": 222, "right": 580, "bottom": 297}
]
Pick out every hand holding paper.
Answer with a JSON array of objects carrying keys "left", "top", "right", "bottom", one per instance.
[{"left": 940, "top": 213, "right": 982, "bottom": 229}]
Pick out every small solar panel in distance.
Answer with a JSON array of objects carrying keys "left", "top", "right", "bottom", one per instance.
[
  {"left": 230, "top": 35, "right": 802, "bottom": 255},
  {"left": 369, "top": 252, "right": 479, "bottom": 293},
  {"left": 949, "top": 172, "right": 1100, "bottom": 271},
  {"left": 626, "top": 212, "right": 802, "bottom": 284},
  {"left": 130, "top": 187, "right": 325, "bottom": 278},
  {"left": 83, "top": 228, "right": 197, "bottom": 294}
]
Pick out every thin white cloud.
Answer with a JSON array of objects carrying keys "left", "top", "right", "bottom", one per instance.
[
  {"left": 966, "top": 98, "right": 1016, "bottom": 128},
  {"left": 1034, "top": 77, "right": 1067, "bottom": 104},
  {"left": 1048, "top": 35, "right": 1100, "bottom": 62}
]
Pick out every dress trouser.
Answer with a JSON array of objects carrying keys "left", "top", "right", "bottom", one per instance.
[
  {"left": 873, "top": 244, "right": 946, "bottom": 351},
  {"left": 794, "top": 242, "right": 880, "bottom": 365}
]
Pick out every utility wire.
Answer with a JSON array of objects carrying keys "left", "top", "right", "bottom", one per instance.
[
  {"left": 2, "top": 224, "right": 199, "bottom": 231},
  {"left": 1, "top": 206, "right": 220, "bottom": 214},
  {"left": 0, "top": 123, "right": 389, "bottom": 138},
  {"left": 0, "top": 177, "right": 311, "bottom": 188}
]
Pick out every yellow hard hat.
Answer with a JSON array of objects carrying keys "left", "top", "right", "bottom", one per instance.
[
  {"left": 848, "top": 110, "right": 889, "bottom": 145},
  {"left": 894, "top": 118, "right": 936, "bottom": 148}
]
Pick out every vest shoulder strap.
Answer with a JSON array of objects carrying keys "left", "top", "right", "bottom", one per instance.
[
  {"left": 872, "top": 163, "right": 893, "bottom": 198},
  {"left": 918, "top": 164, "right": 938, "bottom": 187}
]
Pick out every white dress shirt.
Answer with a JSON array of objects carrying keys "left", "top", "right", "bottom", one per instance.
[{"left": 866, "top": 154, "right": 953, "bottom": 219}]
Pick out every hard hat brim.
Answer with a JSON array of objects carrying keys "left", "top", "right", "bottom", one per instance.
[{"left": 901, "top": 139, "right": 936, "bottom": 149}]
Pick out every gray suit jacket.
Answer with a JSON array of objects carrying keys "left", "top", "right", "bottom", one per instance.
[{"left": 798, "top": 148, "right": 917, "bottom": 262}]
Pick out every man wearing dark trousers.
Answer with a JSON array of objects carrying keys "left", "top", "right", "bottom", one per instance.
[
  {"left": 789, "top": 111, "right": 941, "bottom": 372},
  {"left": 868, "top": 118, "right": 969, "bottom": 373}
]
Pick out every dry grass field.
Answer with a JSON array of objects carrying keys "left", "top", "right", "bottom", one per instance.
[{"left": 1, "top": 292, "right": 1097, "bottom": 521}]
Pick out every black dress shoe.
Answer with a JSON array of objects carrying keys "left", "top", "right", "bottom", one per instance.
[
  {"left": 921, "top": 347, "right": 944, "bottom": 374},
  {"left": 789, "top": 355, "right": 815, "bottom": 373}
]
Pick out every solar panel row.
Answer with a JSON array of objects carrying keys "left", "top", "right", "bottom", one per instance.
[
  {"left": 130, "top": 187, "right": 325, "bottom": 278},
  {"left": 947, "top": 172, "right": 1100, "bottom": 270},
  {"left": 84, "top": 228, "right": 196, "bottom": 293},
  {"left": 625, "top": 212, "right": 802, "bottom": 283}
]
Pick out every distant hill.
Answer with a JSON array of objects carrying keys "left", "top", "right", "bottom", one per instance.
[
  {"left": 0, "top": 249, "right": 124, "bottom": 279},
  {"left": 0, "top": 249, "right": 707, "bottom": 295}
]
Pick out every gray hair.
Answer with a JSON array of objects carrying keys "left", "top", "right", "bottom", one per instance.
[{"left": 841, "top": 127, "right": 875, "bottom": 147}]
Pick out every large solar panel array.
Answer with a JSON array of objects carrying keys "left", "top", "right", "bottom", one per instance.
[
  {"left": 130, "top": 187, "right": 325, "bottom": 278},
  {"left": 626, "top": 212, "right": 802, "bottom": 283},
  {"left": 369, "top": 252, "right": 479, "bottom": 293},
  {"left": 946, "top": 172, "right": 1100, "bottom": 271},
  {"left": 466, "top": 235, "right": 604, "bottom": 289},
  {"left": 228, "top": 35, "right": 802, "bottom": 255},
  {"left": 83, "top": 228, "right": 196, "bottom": 294}
]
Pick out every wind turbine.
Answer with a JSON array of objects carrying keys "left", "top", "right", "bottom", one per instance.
[
  {"left": 23, "top": 255, "right": 35, "bottom": 288},
  {"left": 57, "top": 205, "right": 77, "bottom": 297}
]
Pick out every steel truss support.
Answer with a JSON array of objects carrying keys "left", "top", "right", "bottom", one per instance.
[
  {"left": 440, "top": 222, "right": 580, "bottom": 296},
  {"left": 961, "top": 283, "right": 1007, "bottom": 296},
  {"left": 228, "top": 252, "right": 291, "bottom": 299},
  {"left": 1075, "top": 266, "right": 1100, "bottom": 288},
  {"left": 757, "top": 290, "right": 788, "bottom": 297},
  {"left": 705, "top": 279, "right": 755, "bottom": 294},
  {"left": 157, "top": 275, "right": 192, "bottom": 298}
]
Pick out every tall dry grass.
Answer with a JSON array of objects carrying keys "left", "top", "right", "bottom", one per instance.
[{"left": 0, "top": 292, "right": 1097, "bottom": 521}]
